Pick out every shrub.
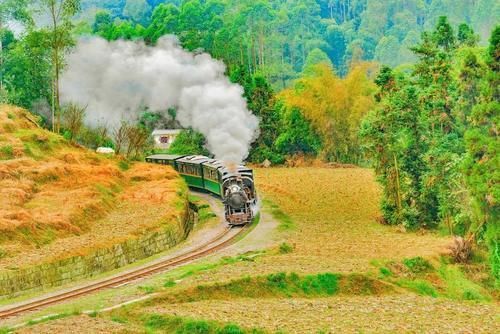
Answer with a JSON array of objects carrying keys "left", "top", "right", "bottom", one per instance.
[
  {"left": 398, "top": 279, "right": 438, "bottom": 297},
  {"left": 403, "top": 257, "right": 433, "bottom": 274},
  {"left": 177, "top": 320, "right": 212, "bottom": 334},
  {"left": 145, "top": 314, "right": 169, "bottom": 329},
  {"left": 164, "top": 279, "right": 177, "bottom": 288},
  {"left": 168, "top": 129, "right": 209, "bottom": 156},
  {"left": 266, "top": 272, "right": 287, "bottom": 289},
  {"left": 216, "top": 324, "right": 245, "bottom": 334},
  {"left": 279, "top": 242, "right": 293, "bottom": 254},
  {"left": 300, "top": 273, "right": 339, "bottom": 295},
  {"left": 118, "top": 160, "right": 130, "bottom": 171},
  {"left": 111, "top": 315, "right": 128, "bottom": 324},
  {"left": 379, "top": 267, "right": 392, "bottom": 277},
  {"left": 0, "top": 145, "right": 14, "bottom": 160},
  {"left": 138, "top": 285, "right": 155, "bottom": 294},
  {"left": 448, "top": 236, "right": 472, "bottom": 263}
]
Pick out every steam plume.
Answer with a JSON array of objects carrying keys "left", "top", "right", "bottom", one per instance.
[{"left": 60, "top": 36, "right": 259, "bottom": 164}]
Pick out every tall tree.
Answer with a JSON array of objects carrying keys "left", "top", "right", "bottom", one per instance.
[
  {"left": 463, "top": 26, "right": 499, "bottom": 283},
  {"left": 38, "top": 0, "right": 80, "bottom": 132},
  {"left": 0, "top": 0, "right": 31, "bottom": 93}
]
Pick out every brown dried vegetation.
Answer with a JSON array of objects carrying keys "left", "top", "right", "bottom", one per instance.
[{"left": 0, "top": 105, "right": 183, "bottom": 269}]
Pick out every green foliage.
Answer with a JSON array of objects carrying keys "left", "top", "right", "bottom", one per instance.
[
  {"left": 397, "top": 279, "right": 438, "bottom": 298},
  {"left": 279, "top": 242, "right": 293, "bottom": 254},
  {"left": 275, "top": 106, "right": 322, "bottom": 157},
  {"left": 299, "top": 273, "right": 339, "bottom": 295},
  {"left": 379, "top": 267, "right": 392, "bottom": 278},
  {"left": 118, "top": 160, "right": 130, "bottom": 171},
  {"left": 462, "top": 26, "right": 500, "bottom": 284},
  {"left": 363, "top": 20, "right": 498, "bottom": 282},
  {"left": 264, "top": 199, "right": 295, "bottom": 231},
  {"left": 403, "top": 257, "right": 434, "bottom": 274},
  {"left": 138, "top": 285, "right": 155, "bottom": 294},
  {"left": 0, "top": 145, "right": 14, "bottom": 160},
  {"left": 142, "top": 314, "right": 248, "bottom": 334},
  {"left": 168, "top": 129, "right": 210, "bottom": 156},
  {"left": 164, "top": 279, "right": 177, "bottom": 288},
  {"left": 438, "top": 265, "right": 490, "bottom": 301},
  {"left": 3, "top": 29, "right": 52, "bottom": 110},
  {"left": 79, "top": 0, "right": 497, "bottom": 88},
  {"left": 144, "top": 314, "right": 169, "bottom": 329},
  {"left": 111, "top": 315, "right": 128, "bottom": 324}
]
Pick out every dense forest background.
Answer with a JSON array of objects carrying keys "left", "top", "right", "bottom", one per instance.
[
  {"left": 0, "top": 0, "right": 498, "bottom": 285},
  {"left": 76, "top": 0, "right": 499, "bottom": 86}
]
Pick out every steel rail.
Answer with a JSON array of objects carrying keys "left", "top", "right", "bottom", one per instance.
[{"left": 0, "top": 226, "right": 246, "bottom": 320}]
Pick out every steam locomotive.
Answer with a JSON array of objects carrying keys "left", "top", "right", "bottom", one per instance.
[{"left": 146, "top": 154, "right": 257, "bottom": 226}]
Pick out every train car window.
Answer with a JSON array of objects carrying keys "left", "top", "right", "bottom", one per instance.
[
  {"left": 178, "top": 163, "right": 201, "bottom": 176},
  {"left": 203, "top": 166, "right": 218, "bottom": 181}
]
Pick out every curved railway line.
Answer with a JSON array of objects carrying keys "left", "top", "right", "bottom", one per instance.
[{"left": 0, "top": 225, "right": 247, "bottom": 320}]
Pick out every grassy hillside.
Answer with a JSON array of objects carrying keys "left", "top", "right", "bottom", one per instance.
[{"left": 0, "top": 105, "right": 185, "bottom": 269}]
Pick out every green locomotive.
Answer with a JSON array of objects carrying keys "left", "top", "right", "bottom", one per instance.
[{"left": 146, "top": 154, "right": 257, "bottom": 226}]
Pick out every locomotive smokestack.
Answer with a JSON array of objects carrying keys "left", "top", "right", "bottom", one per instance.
[{"left": 60, "top": 36, "right": 259, "bottom": 165}]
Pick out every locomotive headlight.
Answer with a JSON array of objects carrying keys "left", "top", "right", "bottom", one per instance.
[{"left": 230, "top": 185, "right": 241, "bottom": 193}]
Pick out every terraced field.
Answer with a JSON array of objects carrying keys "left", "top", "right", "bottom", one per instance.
[
  {"left": 5, "top": 166, "right": 499, "bottom": 333},
  {"left": 0, "top": 105, "right": 185, "bottom": 273}
]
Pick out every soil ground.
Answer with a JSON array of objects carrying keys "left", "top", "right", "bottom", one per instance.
[{"left": 11, "top": 166, "right": 499, "bottom": 333}]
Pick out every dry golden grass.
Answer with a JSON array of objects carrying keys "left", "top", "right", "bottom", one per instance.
[
  {"left": 14, "top": 166, "right": 499, "bottom": 333},
  {"left": 0, "top": 105, "right": 183, "bottom": 269},
  {"left": 176, "top": 167, "right": 451, "bottom": 286}
]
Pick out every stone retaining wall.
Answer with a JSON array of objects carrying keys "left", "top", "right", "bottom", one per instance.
[{"left": 0, "top": 200, "right": 197, "bottom": 298}]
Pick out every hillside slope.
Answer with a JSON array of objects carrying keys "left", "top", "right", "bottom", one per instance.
[
  {"left": 14, "top": 167, "right": 498, "bottom": 333},
  {"left": 0, "top": 105, "right": 185, "bottom": 270}
]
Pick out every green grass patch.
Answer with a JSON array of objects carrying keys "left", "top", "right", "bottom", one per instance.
[
  {"left": 118, "top": 160, "right": 130, "bottom": 171},
  {"left": 173, "top": 251, "right": 264, "bottom": 281},
  {"left": 264, "top": 199, "right": 295, "bottom": 231},
  {"left": 111, "top": 315, "right": 128, "bottom": 324},
  {"left": 7, "top": 112, "right": 14, "bottom": 119},
  {"left": 164, "top": 280, "right": 177, "bottom": 288},
  {"left": 397, "top": 279, "right": 438, "bottom": 297},
  {"left": 88, "top": 311, "right": 98, "bottom": 318},
  {"left": 0, "top": 145, "right": 14, "bottom": 160},
  {"left": 15, "top": 129, "right": 62, "bottom": 153},
  {"left": 375, "top": 258, "right": 493, "bottom": 302},
  {"left": 279, "top": 242, "right": 294, "bottom": 254},
  {"left": 141, "top": 314, "right": 258, "bottom": 333},
  {"left": 138, "top": 285, "right": 156, "bottom": 294},
  {"left": 0, "top": 327, "right": 11, "bottom": 334},
  {"left": 153, "top": 272, "right": 393, "bottom": 307},
  {"left": 156, "top": 272, "right": 345, "bottom": 304},
  {"left": 439, "top": 265, "right": 491, "bottom": 301},
  {"left": 402, "top": 257, "right": 433, "bottom": 274},
  {"left": 379, "top": 267, "right": 392, "bottom": 278},
  {"left": 26, "top": 312, "right": 76, "bottom": 326}
]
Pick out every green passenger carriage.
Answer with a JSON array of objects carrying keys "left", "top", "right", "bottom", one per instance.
[{"left": 146, "top": 154, "right": 257, "bottom": 225}]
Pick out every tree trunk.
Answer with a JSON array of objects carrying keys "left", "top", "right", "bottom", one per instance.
[{"left": 393, "top": 153, "right": 403, "bottom": 219}]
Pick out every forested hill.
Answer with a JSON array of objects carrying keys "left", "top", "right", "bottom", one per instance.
[{"left": 78, "top": 0, "right": 499, "bottom": 86}]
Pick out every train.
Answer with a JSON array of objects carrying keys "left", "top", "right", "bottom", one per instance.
[{"left": 146, "top": 154, "right": 257, "bottom": 226}]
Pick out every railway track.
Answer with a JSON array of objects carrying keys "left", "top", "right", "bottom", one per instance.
[{"left": 0, "top": 225, "right": 246, "bottom": 320}]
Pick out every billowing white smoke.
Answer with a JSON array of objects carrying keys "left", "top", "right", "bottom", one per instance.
[{"left": 60, "top": 36, "right": 259, "bottom": 164}]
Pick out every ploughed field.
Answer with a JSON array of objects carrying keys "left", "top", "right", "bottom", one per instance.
[
  {"left": 16, "top": 165, "right": 499, "bottom": 333},
  {"left": 0, "top": 105, "right": 185, "bottom": 270}
]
